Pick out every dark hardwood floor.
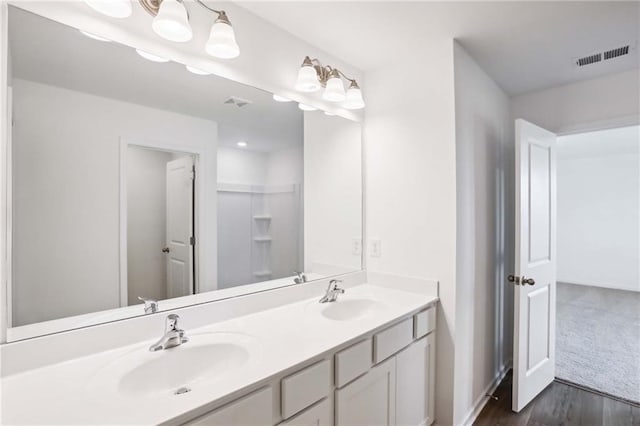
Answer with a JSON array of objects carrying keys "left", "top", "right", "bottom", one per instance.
[{"left": 474, "top": 372, "right": 640, "bottom": 426}]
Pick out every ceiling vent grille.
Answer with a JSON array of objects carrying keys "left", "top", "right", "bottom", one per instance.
[
  {"left": 224, "top": 96, "right": 252, "bottom": 108},
  {"left": 576, "top": 53, "right": 602, "bottom": 67},
  {"left": 603, "top": 45, "right": 629, "bottom": 60}
]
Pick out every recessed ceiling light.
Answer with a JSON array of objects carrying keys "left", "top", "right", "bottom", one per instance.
[
  {"left": 237, "top": 141, "right": 248, "bottom": 147},
  {"left": 186, "top": 65, "right": 211, "bottom": 75},
  {"left": 273, "top": 94, "right": 292, "bottom": 103},
  {"left": 79, "top": 30, "right": 111, "bottom": 42},
  {"left": 136, "top": 49, "right": 169, "bottom": 63},
  {"left": 298, "top": 103, "right": 317, "bottom": 111}
]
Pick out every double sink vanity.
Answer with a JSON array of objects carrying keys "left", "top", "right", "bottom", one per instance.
[{"left": 1, "top": 277, "right": 438, "bottom": 425}]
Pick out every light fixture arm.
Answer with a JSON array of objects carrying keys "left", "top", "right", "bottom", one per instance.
[
  {"left": 302, "top": 56, "right": 359, "bottom": 87},
  {"left": 139, "top": 0, "right": 230, "bottom": 23}
]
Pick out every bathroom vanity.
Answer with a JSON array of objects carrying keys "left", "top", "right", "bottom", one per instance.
[{"left": 0, "top": 280, "right": 438, "bottom": 425}]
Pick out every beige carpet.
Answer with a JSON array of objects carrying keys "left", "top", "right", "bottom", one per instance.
[{"left": 556, "top": 282, "right": 640, "bottom": 404}]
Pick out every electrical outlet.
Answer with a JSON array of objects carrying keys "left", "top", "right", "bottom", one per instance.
[
  {"left": 370, "top": 239, "right": 382, "bottom": 257},
  {"left": 352, "top": 238, "right": 362, "bottom": 256}
]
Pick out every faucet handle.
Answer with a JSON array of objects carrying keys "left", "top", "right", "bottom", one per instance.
[
  {"left": 138, "top": 296, "right": 158, "bottom": 314},
  {"left": 165, "top": 314, "right": 181, "bottom": 332},
  {"left": 330, "top": 279, "right": 343, "bottom": 288}
]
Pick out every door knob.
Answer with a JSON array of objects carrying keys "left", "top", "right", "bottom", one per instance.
[
  {"left": 522, "top": 277, "right": 535, "bottom": 286},
  {"left": 162, "top": 247, "right": 170, "bottom": 253},
  {"left": 508, "top": 275, "right": 535, "bottom": 286},
  {"left": 507, "top": 274, "right": 520, "bottom": 285}
]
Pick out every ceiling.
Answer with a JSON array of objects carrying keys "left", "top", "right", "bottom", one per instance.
[
  {"left": 8, "top": 6, "right": 303, "bottom": 152},
  {"left": 239, "top": 1, "right": 640, "bottom": 95}
]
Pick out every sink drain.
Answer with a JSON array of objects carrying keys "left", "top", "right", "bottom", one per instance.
[{"left": 174, "top": 386, "right": 192, "bottom": 395}]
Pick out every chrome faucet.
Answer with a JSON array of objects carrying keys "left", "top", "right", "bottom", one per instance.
[
  {"left": 294, "top": 271, "right": 307, "bottom": 284},
  {"left": 319, "top": 279, "right": 345, "bottom": 303},
  {"left": 149, "top": 314, "right": 189, "bottom": 352},
  {"left": 138, "top": 296, "right": 158, "bottom": 314}
]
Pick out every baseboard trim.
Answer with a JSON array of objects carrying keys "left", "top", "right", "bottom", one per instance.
[{"left": 462, "top": 362, "right": 512, "bottom": 426}]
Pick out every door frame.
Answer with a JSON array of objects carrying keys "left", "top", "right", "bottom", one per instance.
[{"left": 119, "top": 138, "right": 206, "bottom": 307}]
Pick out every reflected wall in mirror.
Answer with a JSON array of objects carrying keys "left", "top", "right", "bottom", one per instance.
[{"left": 6, "top": 6, "right": 362, "bottom": 340}]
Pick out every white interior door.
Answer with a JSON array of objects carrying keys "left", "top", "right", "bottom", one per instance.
[
  {"left": 512, "top": 119, "right": 557, "bottom": 412},
  {"left": 165, "top": 156, "right": 194, "bottom": 299}
]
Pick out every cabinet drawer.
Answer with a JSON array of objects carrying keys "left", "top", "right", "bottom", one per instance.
[
  {"left": 335, "top": 339, "right": 372, "bottom": 388},
  {"left": 278, "top": 398, "right": 332, "bottom": 426},
  {"left": 414, "top": 308, "right": 436, "bottom": 339},
  {"left": 185, "top": 387, "right": 273, "bottom": 425},
  {"left": 281, "top": 359, "right": 331, "bottom": 419},
  {"left": 373, "top": 318, "right": 413, "bottom": 363}
]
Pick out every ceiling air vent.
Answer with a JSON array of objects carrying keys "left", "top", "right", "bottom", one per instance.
[
  {"left": 576, "top": 53, "right": 601, "bottom": 67},
  {"left": 603, "top": 45, "right": 629, "bottom": 60},
  {"left": 224, "top": 96, "right": 252, "bottom": 108}
]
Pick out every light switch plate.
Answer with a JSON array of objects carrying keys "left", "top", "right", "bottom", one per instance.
[
  {"left": 370, "top": 239, "right": 382, "bottom": 257},
  {"left": 352, "top": 238, "right": 362, "bottom": 255}
]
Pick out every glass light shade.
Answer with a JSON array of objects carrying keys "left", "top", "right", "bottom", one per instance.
[
  {"left": 79, "top": 30, "right": 111, "bottom": 42},
  {"left": 136, "top": 49, "right": 170, "bottom": 63},
  {"left": 295, "top": 65, "right": 321, "bottom": 92},
  {"left": 343, "top": 86, "right": 365, "bottom": 109},
  {"left": 322, "top": 76, "right": 346, "bottom": 102},
  {"left": 152, "top": 0, "right": 193, "bottom": 43},
  {"left": 84, "top": 0, "right": 132, "bottom": 18},
  {"left": 206, "top": 21, "right": 240, "bottom": 59},
  {"left": 186, "top": 65, "right": 210, "bottom": 75},
  {"left": 273, "top": 94, "right": 292, "bottom": 102},
  {"left": 298, "top": 103, "right": 317, "bottom": 111}
]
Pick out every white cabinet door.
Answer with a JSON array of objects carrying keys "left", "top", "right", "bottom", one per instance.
[
  {"left": 185, "top": 387, "right": 273, "bottom": 426},
  {"left": 335, "top": 357, "right": 396, "bottom": 426},
  {"left": 279, "top": 398, "right": 332, "bottom": 426},
  {"left": 396, "top": 334, "right": 436, "bottom": 426}
]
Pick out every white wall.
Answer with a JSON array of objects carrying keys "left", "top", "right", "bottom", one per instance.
[
  {"left": 304, "top": 113, "right": 362, "bottom": 275},
  {"left": 364, "top": 42, "right": 458, "bottom": 425},
  {"left": 11, "top": 79, "right": 217, "bottom": 326},
  {"left": 511, "top": 69, "right": 640, "bottom": 134},
  {"left": 453, "top": 42, "right": 513, "bottom": 424},
  {"left": 557, "top": 126, "right": 640, "bottom": 291}
]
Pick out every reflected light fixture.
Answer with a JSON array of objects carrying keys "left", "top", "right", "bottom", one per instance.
[
  {"left": 298, "top": 103, "right": 317, "bottom": 112},
  {"left": 273, "top": 94, "right": 292, "bottom": 103},
  {"left": 79, "top": 30, "right": 112, "bottom": 42},
  {"left": 84, "top": 0, "right": 132, "bottom": 18},
  {"left": 237, "top": 141, "right": 248, "bottom": 147},
  {"left": 186, "top": 65, "right": 211, "bottom": 75},
  {"left": 136, "top": 49, "right": 170, "bottom": 63},
  {"left": 294, "top": 56, "right": 365, "bottom": 109},
  {"left": 135, "top": 0, "right": 240, "bottom": 58}
]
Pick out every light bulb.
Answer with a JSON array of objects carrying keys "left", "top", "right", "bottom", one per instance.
[
  {"left": 298, "top": 103, "right": 317, "bottom": 111},
  {"left": 84, "top": 0, "right": 132, "bottom": 18},
  {"left": 186, "top": 65, "right": 210, "bottom": 75},
  {"left": 343, "top": 81, "right": 365, "bottom": 110},
  {"left": 206, "top": 12, "right": 240, "bottom": 59},
  {"left": 136, "top": 49, "right": 169, "bottom": 63},
  {"left": 273, "top": 94, "right": 292, "bottom": 103},
  {"left": 322, "top": 73, "right": 346, "bottom": 102},
  {"left": 152, "top": 0, "right": 193, "bottom": 43},
  {"left": 295, "top": 57, "right": 321, "bottom": 92},
  {"left": 79, "top": 30, "right": 111, "bottom": 42},
  {"left": 237, "top": 141, "right": 248, "bottom": 147}
]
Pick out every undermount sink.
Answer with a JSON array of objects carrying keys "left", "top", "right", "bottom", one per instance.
[
  {"left": 306, "top": 297, "right": 387, "bottom": 322},
  {"left": 87, "top": 332, "right": 261, "bottom": 398}
]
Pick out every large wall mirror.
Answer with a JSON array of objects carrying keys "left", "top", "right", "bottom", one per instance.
[{"left": 5, "top": 6, "right": 363, "bottom": 341}]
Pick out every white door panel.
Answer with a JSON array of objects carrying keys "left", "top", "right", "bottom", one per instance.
[
  {"left": 166, "top": 156, "right": 194, "bottom": 299},
  {"left": 512, "top": 119, "right": 557, "bottom": 412}
]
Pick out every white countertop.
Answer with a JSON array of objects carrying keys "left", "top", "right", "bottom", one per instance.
[{"left": 0, "top": 283, "right": 438, "bottom": 425}]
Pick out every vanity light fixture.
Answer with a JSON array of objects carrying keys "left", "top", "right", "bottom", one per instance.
[
  {"left": 186, "top": 65, "right": 211, "bottom": 75},
  {"left": 84, "top": 0, "right": 132, "bottom": 18},
  {"left": 298, "top": 103, "right": 317, "bottom": 112},
  {"left": 237, "top": 141, "right": 248, "bottom": 147},
  {"left": 138, "top": 0, "right": 240, "bottom": 58},
  {"left": 294, "top": 56, "right": 365, "bottom": 109},
  {"left": 136, "top": 49, "right": 170, "bottom": 62},
  {"left": 272, "top": 94, "right": 292, "bottom": 103},
  {"left": 79, "top": 30, "right": 112, "bottom": 42}
]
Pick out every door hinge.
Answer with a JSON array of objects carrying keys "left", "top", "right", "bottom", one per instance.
[{"left": 190, "top": 236, "right": 195, "bottom": 246}]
